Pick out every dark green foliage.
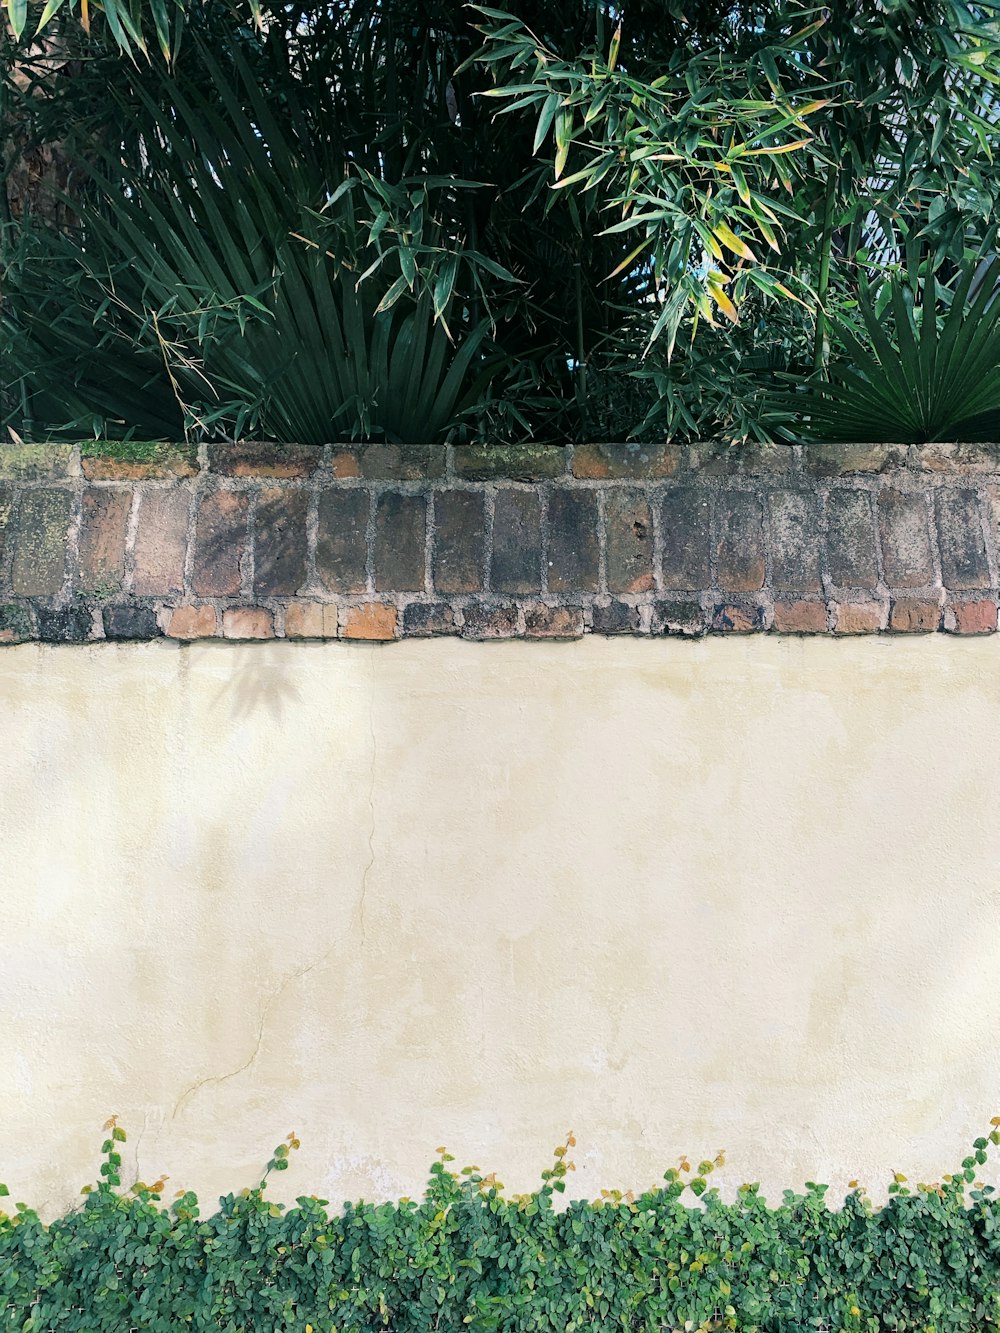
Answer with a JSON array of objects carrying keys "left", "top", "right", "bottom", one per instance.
[{"left": 5, "top": 1123, "right": 1000, "bottom": 1331}]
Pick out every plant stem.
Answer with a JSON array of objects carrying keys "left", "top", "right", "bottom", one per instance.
[{"left": 812, "top": 164, "right": 837, "bottom": 375}]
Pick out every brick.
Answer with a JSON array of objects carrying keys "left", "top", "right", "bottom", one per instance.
[
  {"left": 374, "top": 492, "right": 426, "bottom": 593},
  {"left": 0, "top": 485, "right": 12, "bottom": 572},
  {"left": 402, "top": 602, "right": 459, "bottom": 636},
  {"left": 689, "top": 443, "right": 797, "bottom": 475},
  {"left": 913, "top": 443, "right": 1000, "bottom": 473},
  {"left": 36, "top": 603, "right": 93, "bottom": 643},
  {"left": 454, "top": 445, "right": 564, "bottom": 481},
  {"left": 461, "top": 601, "right": 518, "bottom": 639},
  {"left": 825, "top": 490, "right": 878, "bottom": 587},
  {"left": 771, "top": 599, "right": 828, "bottom": 633},
  {"left": 492, "top": 489, "right": 542, "bottom": 594},
  {"left": 660, "top": 489, "right": 711, "bottom": 590},
  {"left": 890, "top": 598, "right": 941, "bottom": 632},
  {"left": 163, "top": 604, "right": 217, "bottom": 639},
  {"left": 0, "top": 603, "right": 32, "bottom": 643},
  {"left": 651, "top": 600, "right": 705, "bottom": 637},
  {"left": 433, "top": 490, "right": 485, "bottom": 593},
  {"left": 935, "top": 490, "right": 989, "bottom": 590},
  {"left": 605, "top": 489, "right": 653, "bottom": 593},
  {"left": 878, "top": 489, "right": 935, "bottom": 588},
  {"left": 340, "top": 602, "right": 397, "bottom": 640},
  {"left": 0, "top": 444, "right": 74, "bottom": 481},
  {"left": 316, "top": 489, "right": 369, "bottom": 594},
  {"left": 711, "top": 603, "right": 765, "bottom": 632},
  {"left": 331, "top": 445, "right": 446, "bottom": 480},
  {"left": 81, "top": 443, "right": 197, "bottom": 480},
  {"left": 255, "top": 487, "right": 308, "bottom": 596},
  {"left": 10, "top": 489, "right": 73, "bottom": 596},
  {"left": 78, "top": 488, "right": 131, "bottom": 593},
  {"left": 546, "top": 489, "right": 599, "bottom": 592},
  {"left": 102, "top": 604, "right": 160, "bottom": 640},
  {"left": 946, "top": 599, "right": 997, "bottom": 634},
  {"left": 572, "top": 443, "right": 682, "bottom": 479},
  {"left": 768, "top": 491, "right": 821, "bottom": 592},
  {"left": 133, "top": 488, "right": 190, "bottom": 596},
  {"left": 223, "top": 607, "right": 275, "bottom": 640},
  {"left": 283, "top": 602, "right": 337, "bottom": 639},
  {"left": 591, "top": 600, "right": 641, "bottom": 634},
  {"left": 804, "top": 443, "right": 907, "bottom": 476},
  {"left": 191, "top": 489, "right": 248, "bottom": 597},
  {"left": 716, "top": 492, "right": 765, "bottom": 592},
  {"left": 834, "top": 601, "right": 884, "bottom": 634},
  {"left": 207, "top": 443, "right": 322, "bottom": 478},
  {"left": 524, "top": 603, "right": 584, "bottom": 638}
]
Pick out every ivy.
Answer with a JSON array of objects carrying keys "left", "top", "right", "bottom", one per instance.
[{"left": 4, "top": 1120, "right": 1000, "bottom": 1331}]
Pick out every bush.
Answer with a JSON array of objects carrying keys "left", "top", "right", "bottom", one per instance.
[{"left": 3, "top": 1120, "right": 1000, "bottom": 1331}]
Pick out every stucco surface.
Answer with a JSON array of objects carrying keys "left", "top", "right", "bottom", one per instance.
[{"left": 1, "top": 637, "right": 998, "bottom": 1216}]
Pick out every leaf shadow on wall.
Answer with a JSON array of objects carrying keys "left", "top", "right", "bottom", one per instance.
[{"left": 212, "top": 654, "right": 302, "bottom": 721}]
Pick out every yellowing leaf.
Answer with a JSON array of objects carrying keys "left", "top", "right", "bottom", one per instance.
[{"left": 712, "top": 220, "right": 757, "bottom": 261}]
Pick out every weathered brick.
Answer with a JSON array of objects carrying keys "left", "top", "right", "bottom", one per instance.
[
  {"left": 162, "top": 604, "right": 218, "bottom": 639},
  {"left": 834, "top": 600, "right": 884, "bottom": 634},
  {"left": 331, "top": 445, "right": 446, "bottom": 480},
  {"left": 78, "top": 488, "right": 131, "bottom": 593},
  {"left": 454, "top": 445, "right": 564, "bottom": 481},
  {"left": 689, "top": 443, "right": 797, "bottom": 475},
  {"left": 284, "top": 601, "right": 338, "bottom": 639},
  {"left": 0, "top": 444, "right": 74, "bottom": 481},
  {"left": 102, "top": 604, "right": 161, "bottom": 640},
  {"left": 890, "top": 597, "right": 941, "bottom": 632},
  {"left": 223, "top": 606, "right": 275, "bottom": 639},
  {"left": 255, "top": 487, "right": 308, "bottom": 596},
  {"left": 402, "top": 602, "right": 458, "bottom": 636},
  {"left": 913, "top": 443, "right": 1000, "bottom": 474},
  {"left": 825, "top": 490, "right": 878, "bottom": 587},
  {"left": 81, "top": 443, "right": 197, "bottom": 480},
  {"left": 374, "top": 492, "right": 427, "bottom": 592},
  {"left": 524, "top": 603, "right": 584, "bottom": 638},
  {"left": 546, "top": 489, "right": 599, "bottom": 592},
  {"left": 768, "top": 491, "right": 822, "bottom": 592},
  {"left": 651, "top": 600, "right": 706, "bottom": 636},
  {"left": 492, "top": 489, "right": 542, "bottom": 594},
  {"left": 208, "top": 443, "right": 322, "bottom": 478},
  {"left": 316, "top": 489, "right": 369, "bottom": 594},
  {"left": 0, "top": 603, "right": 32, "bottom": 643},
  {"left": 433, "top": 490, "right": 485, "bottom": 593},
  {"left": 605, "top": 489, "right": 653, "bottom": 593},
  {"left": 591, "top": 600, "right": 642, "bottom": 634},
  {"left": 878, "top": 489, "right": 935, "bottom": 587},
  {"left": 804, "top": 443, "right": 907, "bottom": 476},
  {"left": 572, "top": 443, "right": 682, "bottom": 479},
  {"left": 660, "top": 489, "right": 711, "bottom": 590},
  {"left": 191, "top": 489, "right": 248, "bottom": 597},
  {"left": 133, "top": 488, "right": 190, "bottom": 596},
  {"left": 935, "top": 490, "right": 989, "bottom": 590},
  {"left": 36, "top": 603, "right": 93, "bottom": 643},
  {"left": 0, "top": 485, "right": 12, "bottom": 573},
  {"left": 340, "top": 602, "right": 397, "bottom": 640},
  {"left": 461, "top": 601, "right": 518, "bottom": 639},
  {"left": 711, "top": 603, "right": 765, "bottom": 632},
  {"left": 716, "top": 492, "right": 765, "bottom": 592},
  {"left": 946, "top": 599, "right": 997, "bottom": 634},
  {"left": 771, "top": 599, "right": 828, "bottom": 633},
  {"left": 10, "top": 489, "right": 73, "bottom": 596}
]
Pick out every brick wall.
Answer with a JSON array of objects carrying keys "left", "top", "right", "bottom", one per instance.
[{"left": 1, "top": 439, "right": 999, "bottom": 643}]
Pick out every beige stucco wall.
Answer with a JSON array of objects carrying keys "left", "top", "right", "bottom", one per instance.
[{"left": 1, "top": 636, "right": 999, "bottom": 1217}]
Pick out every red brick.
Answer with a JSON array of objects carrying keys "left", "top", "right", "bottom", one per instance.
[
  {"left": 340, "top": 603, "right": 397, "bottom": 640},
  {"left": 207, "top": 443, "right": 322, "bottom": 478},
  {"left": 523, "top": 603, "right": 584, "bottom": 638},
  {"left": 572, "top": 443, "right": 682, "bottom": 479},
  {"left": 605, "top": 490, "right": 654, "bottom": 593},
  {"left": 711, "top": 604, "right": 764, "bottom": 632},
  {"left": 947, "top": 600, "right": 997, "bottom": 635},
  {"left": 133, "top": 489, "right": 190, "bottom": 596},
  {"left": 716, "top": 492, "right": 766, "bottom": 592},
  {"left": 284, "top": 602, "right": 338, "bottom": 639},
  {"left": 330, "top": 449, "right": 363, "bottom": 479},
  {"left": 771, "top": 599, "right": 828, "bottom": 634},
  {"left": 162, "top": 605, "right": 217, "bottom": 639},
  {"left": 834, "top": 601, "right": 884, "bottom": 634},
  {"left": 191, "top": 489, "right": 248, "bottom": 597},
  {"left": 80, "top": 445, "right": 197, "bottom": 480},
  {"left": 889, "top": 598, "right": 941, "bottom": 632},
  {"left": 78, "top": 487, "right": 131, "bottom": 592},
  {"left": 223, "top": 607, "right": 274, "bottom": 639}
]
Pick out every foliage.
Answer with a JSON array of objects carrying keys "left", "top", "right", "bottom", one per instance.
[
  {"left": 4, "top": 1119, "right": 1000, "bottom": 1331},
  {"left": 783, "top": 252, "right": 1000, "bottom": 444}
]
